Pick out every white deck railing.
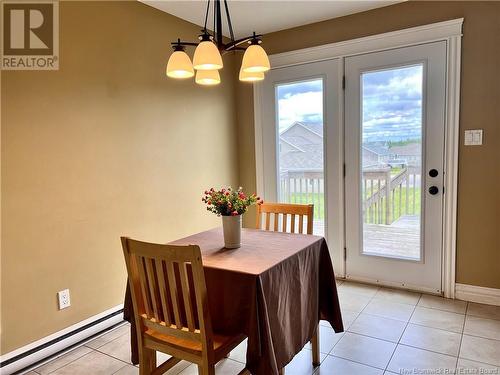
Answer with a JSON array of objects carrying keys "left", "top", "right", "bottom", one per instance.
[
  {"left": 362, "top": 166, "right": 421, "bottom": 225},
  {"left": 279, "top": 167, "right": 421, "bottom": 224},
  {"left": 279, "top": 170, "right": 324, "bottom": 219}
]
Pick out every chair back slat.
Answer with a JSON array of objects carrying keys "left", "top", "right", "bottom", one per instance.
[
  {"left": 179, "top": 262, "right": 196, "bottom": 331},
  {"left": 256, "top": 203, "right": 314, "bottom": 235},
  {"left": 144, "top": 258, "right": 160, "bottom": 322},
  {"left": 136, "top": 256, "right": 152, "bottom": 318},
  {"left": 307, "top": 212, "right": 314, "bottom": 234},
  {"left": 166, "top": 261, "right": 182, "bottom": 328},
  {"left": 154, "top": 259, "right": 172, "bottom": 326},
  {"left": 121, "top": 238, "right": 213, "bottom": 350}
]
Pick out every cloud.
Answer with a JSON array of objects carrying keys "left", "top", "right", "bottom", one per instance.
[
  {"left": 362, "top": 65, "right": 423, "bottom": 141},
  {"left": 278, "top": 86, "right": 323, "bottom": 130},
  {"left": 278, "top": 80, "right": 323, "bottom": 98},
  {"left": 276, "top": 65, "right": 423, "bottom": 142}
]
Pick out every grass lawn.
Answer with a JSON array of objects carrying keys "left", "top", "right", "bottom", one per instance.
[
  {"left": 286, "top": 187, "right": 421, "bottom": 223},
  {"left": 288, "top": 192, "right": 325, "bottom": 219}
]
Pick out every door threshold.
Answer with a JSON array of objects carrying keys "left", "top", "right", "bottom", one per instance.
[{"left": 341, "top": 275, "right": 442, "bottom": 296}]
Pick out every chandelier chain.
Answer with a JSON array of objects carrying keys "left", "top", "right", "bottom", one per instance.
[
  {"left": 203, "top": 0, "right": 210, "bottom": 33},
  {"left": 223, "top": 0, "right": 235, "bottom": 43},
  {"left": 213, "top": 1, "right": 216, "bottom": 40}
]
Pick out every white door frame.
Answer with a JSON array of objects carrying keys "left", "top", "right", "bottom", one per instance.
[{"left": 254, "top": 18, "right": 462, "bottom": 298}]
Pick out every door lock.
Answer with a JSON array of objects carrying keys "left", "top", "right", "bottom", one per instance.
[{"left": 428, "top": 186, "right": 439, "bottom": 195}]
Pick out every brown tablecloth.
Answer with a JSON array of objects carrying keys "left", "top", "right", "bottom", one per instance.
[{"left": 123, "top": 227, "right": 343, "bottom": 375}]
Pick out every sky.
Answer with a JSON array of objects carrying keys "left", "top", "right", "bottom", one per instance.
[
  {"left": 277, "top": 79, "right": 323, "bottom": 131},
  {"left": 277, "top": 65, "right": 423, "bottom": 143}
]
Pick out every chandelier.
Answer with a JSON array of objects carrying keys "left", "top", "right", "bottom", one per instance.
[{"left": 166, "top": 0, "right": 270, "bottom": 85}]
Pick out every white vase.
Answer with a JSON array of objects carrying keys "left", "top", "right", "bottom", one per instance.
[{"left": 222, "top": 215, "right": 242, "bottom": 249}]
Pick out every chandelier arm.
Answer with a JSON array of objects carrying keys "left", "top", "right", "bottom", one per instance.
[
  {"left": 220, "top": 47, "right": 246, "bottom": 55},
  {"left": 223, "top": 0, "right": 235, "bottom": 43},
  {"left": 170, "top": 41, "right": 200, "bottom": 47},
  {"left": 223, "top": 34, "right": 263, "bottom": 51},
  {"left": 170, "top": 33, "right": 262, "bottom": 51}
]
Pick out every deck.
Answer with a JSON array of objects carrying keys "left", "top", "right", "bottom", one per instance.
[
  {"left": 363, "top": 215, "right": 420, "bottom": 259},
  {"left": 313, "top": 215, "right": 420, "bottom": 260}
]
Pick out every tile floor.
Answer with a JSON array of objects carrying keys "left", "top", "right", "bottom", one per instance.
[{"left": 25, "top": 281, "right": 500, "bottom": 375}]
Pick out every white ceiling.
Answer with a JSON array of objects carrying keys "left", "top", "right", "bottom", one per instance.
[{"left": 143, "top": 1, "right": 402, "bottom": 39}]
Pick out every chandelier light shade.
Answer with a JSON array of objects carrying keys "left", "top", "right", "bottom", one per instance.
[
  {"left": 166, "top": 0, "right": 270, "bottom": 85},
  {"left": 241, "top": 43, "right": 271, "bottom": 73},
  {"left": 195, "top": 69, "right": 221, "bottom": 85},
  {"left": 193, "top": 39, "right": 223, "bottom": 70},
  {"left": 239, "top": 67, "right": 264, "bottom": 82},
  {"left": 166, "top": 49, "right": 195, "bottom": 78}
]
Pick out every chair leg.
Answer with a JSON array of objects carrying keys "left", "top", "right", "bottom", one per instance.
[
  {"left": 278, "top": 368, "right": 285, "bottom": 375},
  {"left": 198, "top": 363, "right": 215, "bottom": 375},
  {"left": 311, "top": 325, "right": 320, "bottom": 366},
  {"left": 139, "top": 347, "right": 156, "bottom": 375}
]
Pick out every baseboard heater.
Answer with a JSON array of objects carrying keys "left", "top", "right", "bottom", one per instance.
[{"left": 0, "top": 305, "right": 125, "bottom": 375}]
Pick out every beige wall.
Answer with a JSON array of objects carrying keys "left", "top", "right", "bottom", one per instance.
[
  {"left": 238, "top": 1, "right": 500, "bottom": 289},
  {"left": 1, "top": 1, "right": 239, "bottom": 353},
  {"left": 2, "top": 0, "right": 499, "bottom": 356}
]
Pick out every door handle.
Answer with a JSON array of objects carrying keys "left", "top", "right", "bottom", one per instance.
[{"left": 428, "top": 186, "right": 439, "bottom": 195}]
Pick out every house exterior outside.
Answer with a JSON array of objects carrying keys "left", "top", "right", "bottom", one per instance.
[
  {"left": 279, "top": 122, "right": 323, "bottom": 173},
  {"left": 390, "top": 143, "right": 422, "bottom": 166},
  {"left": 279, "top": 121, "right": 419, "bottom": 171}
]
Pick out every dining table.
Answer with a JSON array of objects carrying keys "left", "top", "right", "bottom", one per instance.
[{"left": 123, "top": 227, "right": 343, "bottom": 375}]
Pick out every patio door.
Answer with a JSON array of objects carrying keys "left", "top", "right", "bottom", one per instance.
[
  {"left": 258, "top": 59, "right": 343, "bottom": 271},
  {"left": 344, "top": 42, "right": 447, "bottom": 293}
]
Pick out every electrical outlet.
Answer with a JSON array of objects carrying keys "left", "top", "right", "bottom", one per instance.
[{"left": 58, "top": 289, "right": 71, "bottom": 310}]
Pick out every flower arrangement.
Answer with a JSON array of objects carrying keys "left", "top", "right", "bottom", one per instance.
[{"left": 202, "top": 187, "right": 263, "bottom": 216}]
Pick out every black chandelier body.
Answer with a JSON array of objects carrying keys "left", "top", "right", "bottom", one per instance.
[{"left": 170, "top": 0, "right": 263, "bottom": 55}]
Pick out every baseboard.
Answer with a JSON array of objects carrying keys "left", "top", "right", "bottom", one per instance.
[
  {"left": 0, "top": 305, "right": 124, "bottom": 375},
  {"left": 455, "top": 283, "right": 500, "bottom": 306}
]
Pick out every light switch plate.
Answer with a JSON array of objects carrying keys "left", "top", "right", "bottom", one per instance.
[{"left": 464, "top": 129, "right": 483, "bottom": 146}]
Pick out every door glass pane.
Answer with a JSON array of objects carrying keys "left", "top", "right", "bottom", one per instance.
[
  {"left": 361, "top": 65, "right": 423, "bottom": 260},
  {"left": 276, "top": 79, "right": 325, "bottom": 235}
]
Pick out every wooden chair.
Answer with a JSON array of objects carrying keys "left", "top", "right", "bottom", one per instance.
[
  {"left": 121, "top": 237, "right": 249, "bottom": 375},
  {"left": 255, "top": 203, "right": 320, "bottom": 372},
  {"left": 256, "top": 202, "right": 314, "bottom": 235}
]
